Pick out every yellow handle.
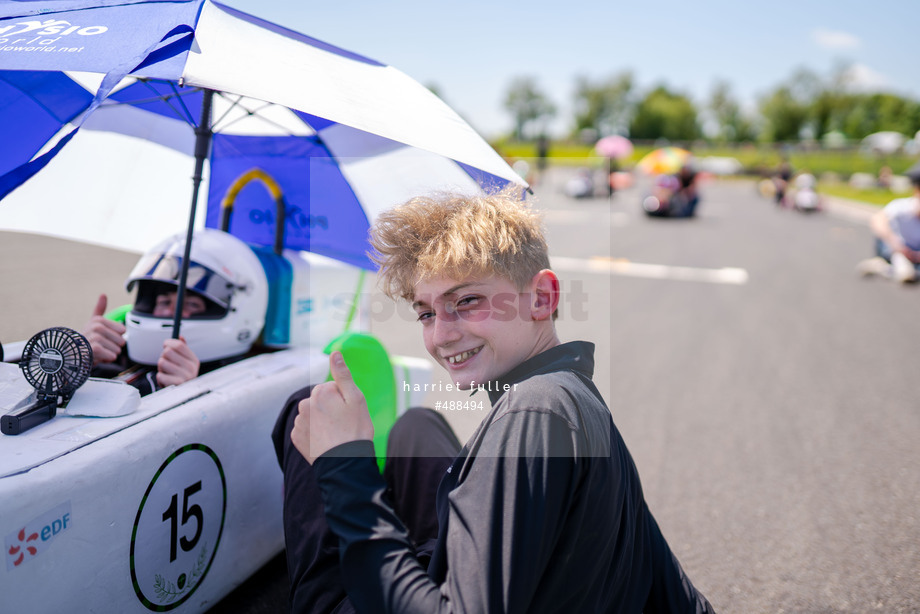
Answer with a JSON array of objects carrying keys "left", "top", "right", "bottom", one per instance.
[
  {"left": 220, "top": 168, "right": 287, "bottom": 254},
  {"left": 221, "top": 168, "right": 284, "bottom": 209}
]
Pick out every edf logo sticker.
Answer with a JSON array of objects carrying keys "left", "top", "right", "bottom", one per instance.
[{"left": 5, "top": 502, "right": 72, "bottom": 570}]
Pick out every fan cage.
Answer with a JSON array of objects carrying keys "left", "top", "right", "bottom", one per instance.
[{"left": 20, "top": 327, "right": 94, "bottom": 397}]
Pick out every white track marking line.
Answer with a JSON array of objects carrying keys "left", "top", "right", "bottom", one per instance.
[
  {"left": 542, "top": 210, "right": 632, "bottom": 226},
  {"left": 552, "top": 256, "right": 749, "bottom": 285}
]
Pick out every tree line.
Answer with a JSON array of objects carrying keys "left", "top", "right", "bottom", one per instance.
[{"left": 503, "top": 64, "right": 920, "bottom": 145}]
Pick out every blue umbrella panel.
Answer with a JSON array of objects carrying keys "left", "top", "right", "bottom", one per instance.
[{"left": 208, "top": 134, "right": 371, "bottom": 270}]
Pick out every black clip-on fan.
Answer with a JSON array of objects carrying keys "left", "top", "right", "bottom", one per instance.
[{"left": 1, "top": 327, "right": 93, "bottom": 436}]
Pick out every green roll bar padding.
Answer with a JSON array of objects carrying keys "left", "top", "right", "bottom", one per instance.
[
  {"left": 105, "top": 304, "right": 131, "bottom": 323},
  {"left": 324, "top": 332, "right": 397, "bottom": 473},
  {"left": 342, "top": 269, "right": 366, "bottom": 333}
]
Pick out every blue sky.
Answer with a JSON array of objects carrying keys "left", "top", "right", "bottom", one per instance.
[{"left": 224, "top": 0, "right": 919, "bottom": 138}]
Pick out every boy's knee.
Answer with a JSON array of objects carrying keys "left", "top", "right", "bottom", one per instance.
[
  {"left": 272, "top": 385, "right": 316, "bottom": 467},
  {"left": 389, "top": 407, "right": 444, "bottom": 441},
  {"left": 387, "top": 407, "right": 460, "bottom": 458}
]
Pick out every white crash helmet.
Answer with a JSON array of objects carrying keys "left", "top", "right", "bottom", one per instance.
[{"left": 124, "top": 229, "right": 268, "bottom": 365}]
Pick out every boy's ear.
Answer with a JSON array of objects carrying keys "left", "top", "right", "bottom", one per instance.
[{"left": 531, "top": 269, "right": 560, "bottom": 321}]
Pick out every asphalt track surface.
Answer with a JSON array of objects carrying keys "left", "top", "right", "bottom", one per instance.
[{"left": 2, "top": 171, "right": 918, "bottom": 612}]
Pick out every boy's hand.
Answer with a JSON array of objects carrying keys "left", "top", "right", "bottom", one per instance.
[
  {"left": 291, "top": 351, "right": 373, "bottom": 464},
  {"left": 156, "top": 336, "right": 200, "bottom": 387},
  {"left": 82, "top": 294, "right": 126, "bottom": 365}
]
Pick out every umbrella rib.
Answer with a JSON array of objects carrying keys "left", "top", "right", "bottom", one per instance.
[
  {"left": 211, "top": 92, "right": 301, "bottom": 137},
  {"left": 97, "top": 92, "right": 194, "bottom": 118},
  {"left": 100, "top": 79, "right": 197, "bottom": 126},
  {"left": 210, "top": 91, "right": 245, "bottom": 130},
  {"left": 166, "top": 81, "right": 198, "bottom": 127}
]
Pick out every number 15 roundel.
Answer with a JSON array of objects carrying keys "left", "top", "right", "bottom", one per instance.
[{"left": 131, "top": 444, "right": 227, "bottom": 612}]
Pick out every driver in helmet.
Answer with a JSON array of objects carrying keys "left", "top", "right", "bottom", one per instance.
[{"left": 82, "top": 229, "right": 269, "bottom": 395}]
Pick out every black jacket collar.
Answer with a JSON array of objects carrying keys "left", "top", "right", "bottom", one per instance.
[{"left": 488, "top": 341, "right": 595, "bottom": 405}]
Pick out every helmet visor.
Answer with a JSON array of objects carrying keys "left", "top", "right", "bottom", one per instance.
[{"left": 127, "top": 253, "right": 235, "bottom": 310}]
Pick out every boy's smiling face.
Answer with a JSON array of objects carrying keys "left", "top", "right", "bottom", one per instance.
[{"left": 412, "top": 273, "right": 560, "bottom": 390}]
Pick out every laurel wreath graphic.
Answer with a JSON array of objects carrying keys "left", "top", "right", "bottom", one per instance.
[{"left": 152, "top": 542, "right": 209, "bottom": 604}]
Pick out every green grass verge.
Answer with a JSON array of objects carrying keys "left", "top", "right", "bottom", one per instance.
[
  {"left": 492, "top": 140, "right": 919, "bottom": 177},
  {"left": 817, "top": 184, "right": 910, "bottom": 207},
  {"left": 493, "top": 139, "right": 918, "bottom": 207}
]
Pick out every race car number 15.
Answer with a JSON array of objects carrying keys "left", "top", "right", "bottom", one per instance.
[{"left": 131, "top": 444, "right": 227, "bottom": 611}]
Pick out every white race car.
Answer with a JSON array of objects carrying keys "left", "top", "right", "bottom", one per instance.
[{"left": 0, "top": 249, "right": 431, "bottom": 613}]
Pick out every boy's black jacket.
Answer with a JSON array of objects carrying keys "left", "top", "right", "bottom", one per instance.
[{"left": 315, "top": 341, "right": 714, "bottom": 613}]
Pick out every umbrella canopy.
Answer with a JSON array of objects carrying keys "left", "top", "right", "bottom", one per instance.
[
  {"left": 636, "top": 147, "right": 691, "bottom": 175},
  {"left": 594, "top": 135, "right": 633, "bottom": 160},
  {"left": 0, "top": 0, "right": 525, "bottom": 269}
]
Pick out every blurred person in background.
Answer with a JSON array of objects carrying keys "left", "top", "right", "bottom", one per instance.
[
  {"left": 877, "top": 165, "right": 893, "bottom": 190},
  {"left": 790, "top": 171, "right": 821, "bottom": 213},
  {"left": 643, "top": 163, "right": 699, "bottom": 218},
  {"left": 773, "top": 158, "right": 793, "bottom": 207},
  {"left": 857, "top": 163, "right": 920, "bottom": 283}
]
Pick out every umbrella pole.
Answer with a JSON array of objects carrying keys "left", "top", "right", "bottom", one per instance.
[{"left": 172, "top": 88, "right": 215, "bottom": 339}]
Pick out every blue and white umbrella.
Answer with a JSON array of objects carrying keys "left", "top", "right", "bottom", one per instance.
[{"left": 0, "top": 0, "right": 525, "bottom": 269}]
